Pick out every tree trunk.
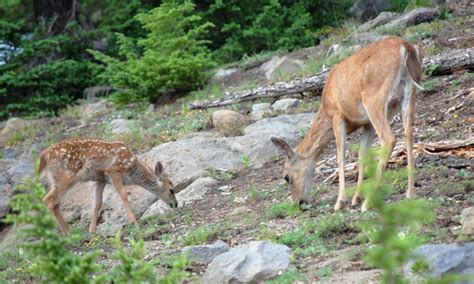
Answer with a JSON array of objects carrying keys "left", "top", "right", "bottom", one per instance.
[
  {"left": 33, "top": 0, "right": 77, "bottom": 35},
  {"left": 189, "top": 48, "right": 474, "bottom": 110}
]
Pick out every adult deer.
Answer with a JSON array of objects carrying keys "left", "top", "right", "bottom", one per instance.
[
  {"left": 271, "top": 37, "right": 423, "bottom": 212},
  {"left": 38, "top": 138, "right": 177, "bottom": 234}
]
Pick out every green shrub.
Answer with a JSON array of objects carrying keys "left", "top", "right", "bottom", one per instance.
[
  {"left": 90, "top": 0, "right": 215, "bottom": 104},
  {"left": 5, "top": 164, "right": 103, "bottom": 283},
  {"left": 359, "top": 148, "right": 435, "bottom": 283}
]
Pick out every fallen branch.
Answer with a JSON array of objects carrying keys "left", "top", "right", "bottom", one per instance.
[
  {"left": 189, "top": 48, "right": 473, "bottom": 110},
  {"left": 323, "top": 137, "right": 473, "bottom": 184}
]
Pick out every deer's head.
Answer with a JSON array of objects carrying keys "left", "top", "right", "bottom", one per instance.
[
  {"left": 154, "top": 161, "right": 178, "bottom": 208},
  {"left": 271, "top": 137, "right": 314, "bottom": 207}
]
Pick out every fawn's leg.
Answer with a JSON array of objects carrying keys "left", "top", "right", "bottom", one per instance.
[
  {"left": 43, "top": 178, "right": 74, "bottom": 235},
  {"left": 89, "top": 181, "right": 106, "bottom": 233},
  {"left": 107, "top": 172, "right": 138, "bottom": 224}
]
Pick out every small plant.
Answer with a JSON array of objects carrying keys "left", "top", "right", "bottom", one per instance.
[
  {"left": 267, "top": 201, "right": 300, "bottom": 219},
  {"left": 278, "top": 217, "right": 326, "bottom": 257},
  {"left": 359, "top": 148, "right": 436, "bottom": 283},
  {"left": 241, "top": 155, "right": 251, "bottom": 167},
  {"left": 315, "top": 265, "right": 333, "bottom": 280},
  {"left": 209, "top": 166, "right": 235, "bottom": 181},
  {"left": 248, "top": 184, "right": 270, "bottom": 201},
  {"left": 267, "top": 268, "right": 309, "bottom": 284},
  {"left": 421, "top": 79, "right": 439, "bottom": 94}
]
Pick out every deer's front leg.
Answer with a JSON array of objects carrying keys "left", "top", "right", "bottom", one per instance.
[
  {"left": 107, "top": 172, "right": 138, "bottom": 225},
  {"left": 89, "top": 181, "right": 106, "bottom": 233},
  {"left": 333, "top": 115, "right": 348, "bottom": 211}
]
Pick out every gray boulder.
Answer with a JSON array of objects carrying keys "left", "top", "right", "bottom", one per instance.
[
  {"left": 404, "top": 243, "right": 474, "bottom": 282},
  {"left": 349, "top": 0, "right": 391, "bottom": 22},
  {"left": 212, "top": 110, "right": 248, "bottom": 136},
  {"left": 251, "top": 103, "right": 272, "bottom": 120},
  {"left": 261, "top": 56, "right": 304, "bottom": 81},
  {"left": 182, "top": 240, "right": 230, "bottom": 265},
  {"left": 109, "top": 118, "right": 132, "bottom": 134},
  {"left": 460, "top": 207, "right": 474, "bottom": 236},
  {"left": 211, "top": 68, "right": 239, "bottom": 83},
  {"left": 272, "top": 98, "right": 300, "bottom": 112},
  {"left": 0, "top": 184, "right": 13, "bottom": 219},
  {"left": 202, "top": 241, "right": 291, "bottom": 283}
]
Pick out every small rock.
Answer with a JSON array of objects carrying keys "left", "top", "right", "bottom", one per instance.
[
  {"left": 327, "top": 43, "right": 344, "bottom": 57},
  {"left": 404, "top": 243, "right": 474, "bottom": 281},
  {"left": 141, "top": 200, "right": 171, "bottom": 219},
  {"left": 109, "top": 118, "right": 131, "bottom": 134},
  {"left": 0, "top": 184, "right": 13, "bottom": 219},
  {"left": 3, "top": 148, "right": 16, "bottom": 158},
  {"left": 229, "top": 206, "right": 248, "bottom": 217},
  {"left": 272, "top": 99, "right": 299, "bottom": 112},
  {"left": 263, "top": 56, "right": 304, "bottom": 81},
  {"left": 202, "top": 241, "right": 291, "bottom": 283},
  {"left": 251, "top": 103, "right": 272, "bottom": 120},
  {"left": 79, "top": 99, "right": 109, "bottom": 119},
  {"left": 176, "top": 177, "right": 217, "bottom": 207},
  {"left": 182, "top": 240, "right": 230, "bottom": 265},
  {"left": 211, "top": 68, "right": 239, "bottom": 83},
  {"left": 212, "top": 110, "right": 248, "bottom": 136},
  {"left": 1, "top": 117, "right": 28, "bottom": 134},
  {"left": 460, "top": 207, "right": 474, "bottom": 235}
]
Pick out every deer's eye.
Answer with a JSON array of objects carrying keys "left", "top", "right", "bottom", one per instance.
[{"left": 284, "top": 175, "right": 290, "bottom": 183}]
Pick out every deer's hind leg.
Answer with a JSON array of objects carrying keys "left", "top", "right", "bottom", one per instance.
[{"left": 89, "top": 181, "right": 106, "bottom": 233}]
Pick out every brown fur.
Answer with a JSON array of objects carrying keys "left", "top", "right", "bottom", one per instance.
[
  {"left": 272, "top": 37, "right": 423, "bottom": 211},
  {"left": 39, "top": 137, "right": 177, "bottom": 234}
]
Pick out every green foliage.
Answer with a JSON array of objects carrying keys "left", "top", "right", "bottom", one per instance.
[
  {"left": 5, "top": 164, "right": 103, "bottom": 283},
  {"left": 110, "top": 231, "right": 159, "bottom": 283},
  {"left": 278, "top": 217, "right": 326, "bottom": 257},
  {"left": 205, "top": 0, "right": 354, "bottom": 62},
  {"left": 267, "top": 201, "right": 300, "bottom": 219},
  {"left": 390, "top": 0, "right": 434, "bottom": 12},
  {"left": 267, "top": 268, "right": 309, "bottom": 284},
  {"left": 360, "top": 148, "right": 436, "bottom": 284},
  {"left": 91, "top": 0, "right": 215, "bottom": 104},
  {"left": 0, "top": 24, "right": 103, "bottom": 119}
]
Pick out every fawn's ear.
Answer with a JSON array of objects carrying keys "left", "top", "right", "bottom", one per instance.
[
  {"left": 271, "top": 137, "right": 295, "bottom": 160},
  {"left": 155, "top": 161, "right": 164, "bottom": 177}
]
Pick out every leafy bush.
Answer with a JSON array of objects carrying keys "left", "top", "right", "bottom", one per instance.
[
  {"left": 5, "top": 164, "right": 103, "bottom": 283},
  {"left": 204, "top": 0, "right": 354, "bottom": 62},
  {"left": 359, "top": 148, "right": 435, "bottom": 283},
  {"left": 0, "top": 23, "right": 103, "bottom": 119},
  {"left": 90, "top": 0, "right": 215, "bottom": 104}
]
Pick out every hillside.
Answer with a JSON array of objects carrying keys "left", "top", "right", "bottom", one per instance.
[{"left": 0, "top": 2, "right": 473, "bottom": 283}]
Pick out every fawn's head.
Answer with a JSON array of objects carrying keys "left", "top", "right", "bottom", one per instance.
[
  {"left": 271, "top": 137, "right": 313, "bottom": 207},
  {"left": 153, "top": 161, "right": 178, "bottom": 208}
]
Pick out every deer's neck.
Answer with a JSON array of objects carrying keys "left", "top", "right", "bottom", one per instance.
[
  {"left": 295, "top": 109, "right": 334, "bottom": 160},
  {"left": 126, "top": 159, "right": 160, "bottom": 191}
]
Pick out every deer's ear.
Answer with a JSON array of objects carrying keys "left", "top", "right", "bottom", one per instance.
[
  {"left": 155, "top": 161, "right": 164, "bottom": 177},
  {"left": 271, "top": 137, "right": 295, "bottom": 160}
]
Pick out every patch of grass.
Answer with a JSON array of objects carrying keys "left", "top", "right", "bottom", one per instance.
[
  {"left": 248, "top": 184, "right": 270, "bottom": 201},
  {"left": 404, "top": 21, "right": 445, "bottom": 43},
  {"left": 421, "top": 79, "right": 439, "bottom": 94},
  {"left": 178, "top": 222, "right": 234, "bottom": 247},
  {"left": 314, "top": 212, "right": 357, "bottom": 238},
  {"left": 303, "top": 46, "right": 353, "bottom": 76},
  {"left": 267, "top": 201, "right": 300, "bottom": 219},
  {"left": 315, "top": 265, "right": 333, "bottom": 281},
  {"left": 267, "top": 268, "right": 309, "bottom": 284},
  {"left": 278, "top": 218, "right": 326, "bottom": 257},
  {"left": 424, "top": 44, "right": 441, "bottom": 57},
  {"left": 209, "top": 167, "right": 235, "bottom": 181},
  {"left": 439, "top": 179, "right": 474, "bottom": 197},
  {"left": 256, "top": 224, "right": 279, "bottom": 241}
]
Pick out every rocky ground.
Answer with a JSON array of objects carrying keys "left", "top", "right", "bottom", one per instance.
[{"left": 0, "top": 2, "right": 473, "bottom": 283}]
